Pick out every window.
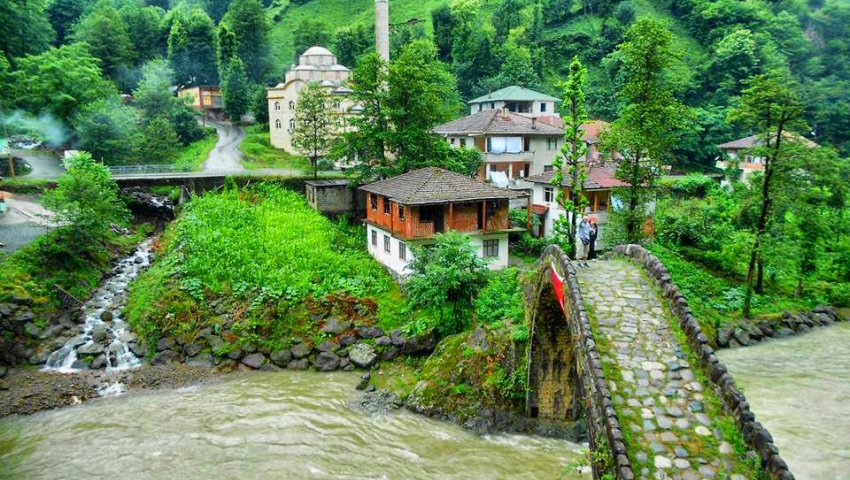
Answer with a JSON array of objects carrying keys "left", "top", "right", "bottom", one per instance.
[
  {"left": 274, "top": 101, "right": 280, "bottom": 111},
  {"left": 486, "top": 200, "right": 498, "bottom": 217},
  {"left": 490, "top": 102, "right": 495, "bottom": 109},
  {"left": 483, "top": 239, "right": 499, "bottom": 258},
  {"left": 398, "top": 205, "right": 405, "bottom": 219},
  {"left": 371, "top": 230, "right": 377, "bottom": 246},
  {"left": 275, "top": 119, "right": 281, "bottom": 129},
  {"left": 460, "top": 138, "right": 467, "bottom": 148},
  {"left": 420, "top": 205, "right": 438, "bottom": 223},
  {"left": 384, "top": 199, "right": 391, "bottom": 215},
  {"left": 548, "top": 138, "right": 557, "bottom": 150},
  {"left": 383, "top": 235, "right": 391, "bottom": 253},
  {"left": 289, "top": 119, "right": 295, "bottom": 130},
  {"left": 478, "top": 104, "right": 482, "bottom": 112},
  {"left": 399, "top": 242, "right": 407, "bottom": 260},
  {"left": 544, "top": 187, "right": 554, "bottom": 203},
  {"left": 523, "top": 137, "right": 531, "bottom": 151},
  {"left": 334, "top": 100, "right": 341, "bottom": 109},
  {"left": 370, "top": 194, "right": 378, "bottom": 210},
  {"left": 450, "top": 138, "right": 456, "bottom": 145},
  {"left": 543, "top": 165, "right": 554, "bottom": 172},
  {"left": 540, "top": 102, "right": 547, "bottom": 113},
  {"left": 289, "top": 101, "right": 295, "bottom": 110}
]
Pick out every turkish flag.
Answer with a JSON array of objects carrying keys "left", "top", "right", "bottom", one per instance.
[{"left": 550, "top": 263, "right": 566, "bottom": 313}]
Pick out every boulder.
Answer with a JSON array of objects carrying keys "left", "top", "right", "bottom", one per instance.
[
  {"left": 92, "top": 326, "right": 109, "bottom": 344},
  {"left": 390, "top": 329, "right": 405, "bottom": 347},
  {"left": 77, "top": 342, "right": 105, "bottom": 356},
  {"left": 338, "top": 334, "right": 357, "bottom": 347},
  {"left": 71, "top": 358, "right": 91, "bottom": 369},
  {"left": 356, "top": 326, "right": 383, "bottom": 339},
  {"left": 183, "top": 341, "right": 205, "bottom": 357},
  {"left": 100, "top": 310, "right": 113, "bottom": 322},
  {"left": 401, "top": 331, "right": 437, "bottom": 355},
  {"left": 129, "top": 342, "right": 147, "bottom": 357},
  {"left": 90, "top": 354, "right": 108, "bottom": 369},
  {"left": 375, "top": 336, "right": 392, "bottom": 346},
  {"left": 287, "top": 358, "right": 310, "bottom": 370},
  {"left": 23, "top": 322, "right": 40, "bottom": 339},
  {"left": 242, "top": 343, "right": 258, "bottom": 354},
  {"left": 157, "top": 337, "right": 176, "bottom": 352},
  {"left": 732, "top": 328, "right": 751, "bottom": 346},
  {"left": 356, "top": 373, "right": 371, "bottom": 390},
  {"left": 0, "top": 303, "right": 16, "bottom": 317},
  {"left": 317, "top": 341, "right": 337, "bottom": 353},
  {"left": 186, "top": 352, "right": 214, "bottom": 368},
  {"left": 321, "top": 318, "right": 351, "bottom": 335},
  {"left": 151, "top": 350, "right": 179, "bottom": 365},
  {"left": 382, "top": 346, "right": 400, "bottom": 361},
  {"left": 339, "top": 357, "right": 351, "bottom": 370},
  {"left": 15, "top": 311, "right": 35, "bottom": 323},
  {"left": 315, "top": 352, "right": 340, "bottom": 371},
  {"left": 227, "top": 348, "right": 244, "bottom": 360},
  {"left": 241, "top": 353, "right": 266, "bottom": 369},
  {"left": 290, "top": 343, "right": 312, "bottom": 359},
  {"left": 348, "top": 343, "right": 378, "bottom": 369},
  {"left": 270, "top": 349, "right": 293, "bottom": 367}
]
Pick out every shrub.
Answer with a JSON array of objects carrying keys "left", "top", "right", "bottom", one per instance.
[{"left": 475, "top": 268, "right": 524, "bottom": 326}]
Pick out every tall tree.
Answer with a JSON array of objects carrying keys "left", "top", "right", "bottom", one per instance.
[
  {"left": 134, "top": 59, "right": 203, "bottom": 144},
  {"left": 71, "top": 0, "right": 136, "bottom": 88},
  {"left": 120, "top": 3, "right": 166, "bottom": 64},
  {"left": 168, "top": 7, "right": 218, "bottom": 87},
  {"left": 550, "top": 57, "right": 589, "bottom": 258},
  {"left": 141, "top": 116, "right": 180, "bottom": 164},
  {"left": 603, "top": 18, "right": 686, "bottom": 243},
  {"left": 431, "top": 4, "right": 457, "bottom": 62},
  {"left": 223, "top": 0, "right": 269, "bottom": 82},
  {"left": 204, "top": 0, "right": 233, "bottom": 23},
  {"left": 47, "top": 0, "right": 93, "bottom": 45},
  {"left": 0, "top": 0, "right": 55, "bottom": 60},
  {"left": 333, "top": 25, "right": 373, "bottom": 68},
  {"left": 728, "top": 71, "right": 805, "bottom": 317},
  {"left": 216, "top": 22, "right": 239, "bottom": 69},
  {"left": 292, "top": 19, "right": 332, "bottom": 62},
  {"left": 72, "top": 97, "right": 139, "bottom": 165},
  {"left": 292, "top": 83, "right": 336, "bottom": 179},
  {"left": 221, "top": 57, "right": 251, "bottom": 121}
]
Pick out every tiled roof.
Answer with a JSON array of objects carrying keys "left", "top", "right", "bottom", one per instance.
[
  {"left": 531, "top": 204, "right": 549, "bottom": 215},
  {"left": 469, "top": 86, "right": 561, "bottom": 104},
  {"left": 717, "top": 132, "right": 818, "bottom": 150},
  {"left": 534, "top": 118, "right": 610, "bottom": 143},
  {"left": 432, "top": 109, "right": 563, "bottom": 136},
  {"left": 360, "top": 167, "right": 526, "bottom": 205},
  {"left": 526, "top": 166, "right": 628, "bottom": 190}
]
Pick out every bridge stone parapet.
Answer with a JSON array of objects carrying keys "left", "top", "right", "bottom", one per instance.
[
  {"left": 612, "top": 244, "right": 796, "bottom": 480},
  {"left": 527, "top": 245, "right": 635, "bottom": 480}
]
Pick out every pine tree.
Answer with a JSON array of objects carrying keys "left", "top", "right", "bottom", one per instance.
[{"left": 221, "top": 57, "right": 251, "bottom": 121}]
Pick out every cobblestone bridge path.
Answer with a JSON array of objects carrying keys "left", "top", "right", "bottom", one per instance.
[{"left": 578, "top": 259, "right": 756, "bottom": 480}]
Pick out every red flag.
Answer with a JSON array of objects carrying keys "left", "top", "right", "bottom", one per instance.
[{"left": 550, "top": 262, "right": 566, "bottom": 312}]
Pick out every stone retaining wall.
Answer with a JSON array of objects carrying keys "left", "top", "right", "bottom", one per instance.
[
  {"left": 537, "top": 245, "right": 635, "bottom": 480},
  {"left": 717, "top": 307, "right": 845, "bottom": 349},
  {"left": 613, "top": 244, "right": 796, "bottom": 480}
]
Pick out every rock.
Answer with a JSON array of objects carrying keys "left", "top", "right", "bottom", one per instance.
[
  {"left": 774, "top": 327, "right": 794, "bottom": 338},
  {"left": 375, "top": 335, "right": 392, "bottom": 346},
  {"left": 321, "top": 318, "right": 351, "bottom": 335},
  {"left": 91, "top": 354, "right": 108, "bottom": 369},
  {"left": 348, "top": 343, "right": 378, "bottom": 368},
  {"left": 11, "top": 295, "right": 33, "bottom": 307},
  {"left": 92, "top": 326, "right": 110, "bottom": 344},
  {"left": 242, "top": 343, "right": 258, "bottom": 354},
  {"left": 356, "top": 326, "right": 383, "bottom": 339},
  {"left": 157, "top": 337, "right": 176, "bottom": 352},
  {"left": 468, "top": 328, "right": 491, "bottom": 351},
  {"left": 241, "top": 353, "right": 266, "bottom": 369},
  {"left": 151, "top": 350, "right": 180, "bottom": 365},
  {"left": 356, "top": 373, "right": 372, "bottom": 390},
  {"left": 270, "top": 349, "right": 293, "bottom": 367},
  {"left": 0, "top": 303, "right": 15, "bottom": 317},
  {"left": 14, "top": 311, "right": 35, "bottom": 323},
  {"left": 315, "top": 352, "right": 340, "bottom": 371},
  {"left": 186, "top": 352, "right": 214, "bottom": 368},
  {"left": 689, "top": 400, "right": 704, "bottom": 413},
  {"left": 717, "top": 326, "right": 733, "bottom": 347},
  {"left": 286, "top": 358, "right": 310, "bottom": 370},
  {"left": 129, "top": 342, "right": 147, "bottom": 357},
  {"left": 77, "top": 342, "right": 105, "bottom": 355},
  {"left": 338, "top": 334, "right": 357, "bottom": 347},
  {"left": 71, "top": 358, "right": 91, "bottom": 369},
  {"left": 694, "top": 426, "right": 712, "bottom": 436},
  {"left": 382, "top": 346, "right": 400, "bottom": 361},
  {"left": 317, "top": 341, "right": 337, "bottom": 353},
  {"left": 654, "top": 456, "right": 672, "bottom": 469},
  {"left": 227, "top": 349, "right": 243, "bottom": 360},
  {"left": 183, "top": 341, "right": 204, "bottom": 357},
  {"left": 732, "top": 328, "right": 751, "bottom": 346},
  {"left": 205, "top": 335, "right": 224, "bottom": 352},
  {"left": 23, "top": 322, "right": 40, "bottom": 339},
  {"left": 290, "top": 343, "right": 312, "bottom": 359},
  {"left": 401, "top": 331, "right": 437, "bottom": 355},
  {"left": 390, "top": 329, "right": 405, "bottom": 347},
  {"left": 100, "top": 310, "right": 113, "bottom": 322}
]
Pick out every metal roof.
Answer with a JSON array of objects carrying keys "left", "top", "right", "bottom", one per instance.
[{"left": 468, "top": 86, "right": 561, "bottom": 104}]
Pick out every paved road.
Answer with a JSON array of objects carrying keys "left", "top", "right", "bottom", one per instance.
[
  {"left": 0, "top": 193, "right": 55, "bottom": 253},
  {"left": 202, "top": 121, "right": 247, "bottom": 173},
  {"left": 9, "top": 149, "right": 65, "bottom": 180}
]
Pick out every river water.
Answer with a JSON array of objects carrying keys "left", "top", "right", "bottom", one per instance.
[
  {"left": 719, "top": 322, "right": 850, "bottom": 480},
  {"left": 0, "top": 371, "right": 588, "bottom": 479}
]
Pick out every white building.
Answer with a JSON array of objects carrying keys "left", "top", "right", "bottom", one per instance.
[
  {"left": 467, "top": 85, "right": 561, "bottom": 118},
  {"left": 267, "top": 46, "right": 360, "bottom": 153},
  {"left": 715, "top": 132, "right": 818, "bottom": 183}
]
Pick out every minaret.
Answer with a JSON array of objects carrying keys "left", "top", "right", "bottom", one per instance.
[{"left": 375, "top": 0, "right": 390, "bottom": 61}]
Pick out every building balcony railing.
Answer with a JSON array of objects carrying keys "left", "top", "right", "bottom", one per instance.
[{"left": 483, "top": 151, "right": 534, "bottom": 163}]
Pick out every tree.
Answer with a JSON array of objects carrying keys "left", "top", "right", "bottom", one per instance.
[
  {"left": 406, "top": 231, "right": 489, "bottom": 335},
  {"left": 221, "top": 57, "right": 251, "bottom": 121},
  {"left": 333, "top": 25, "right": 373, "bottom": 68},
  {"left": 550, "top": 57, "right": 589, "bottom": 258},
  {"left": 6, "top": 43, "right": 116, "bottom": 121},
  {"left": 203, "top": 0, "right": 233, "bottom": 23},
  {"left": 222, "top": 0, "right": 269, "bottom": 82},
  {"left": 709, "top": 29, "right": 761, "bottom": 100},
  {"left": 293, "top": 19, "right": 332, "bottom": 62},
  {"left": 141, "top": 116, "right": 180, "bottom": 164},
  {"left": 603, "top": 18, "right": 687, "bottom": 243},
  {"left": 47, "top": 0, "right": 93, "bottom": 45},
  {"left": 216, "top": 22, "right": 239, "bottom": 69},
  {"left": 72, "top": 98, "right": 139, "bottom": 165},
  {"left": 0, "top": 0, "right": 55, "bottom": 59},
  {"left": 71, "top": 0, "right": 136, "bottom": 88},
  {"left": 120, "top": 3, "right": 166, "bottom": 64},
  {"left": 292, "top": 83, "right": 336, "bottom": 179},
  {"left": 134, "top": 60, "right": 203, "bottom": 145},
  {"left": 431, "top": 4, "right": 457, "bottom": 62},
  {"left": 728, "top": 71, "right": 805, "bottom": 317},
  {"left": 42, "top": 152, "right": 130, "bottom": 243},
  {"left": 168, "top": 7, "right": 218, "bottom": 87}
]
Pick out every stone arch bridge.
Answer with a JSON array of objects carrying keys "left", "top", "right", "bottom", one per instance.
[{"left": 525, "top": 244, "right": 795, "bottom": 480}]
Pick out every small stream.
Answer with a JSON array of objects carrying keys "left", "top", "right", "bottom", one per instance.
[
  {"left": 42, "top": 239, "right": 154, "bottom": 390},
  {"left": 0, "top": 372, "right": 589, "bottom": 479},
  {"left": 719, "top": 322, "right": 850, "bottom": 479}
]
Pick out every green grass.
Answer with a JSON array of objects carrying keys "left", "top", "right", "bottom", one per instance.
[
  {"left": 173, "top": 129, "right": 218, "bottom": 171},
  {"left": 0, "top": 178, "right": 54, "bottom": 194},
  {"left": 239, "top": 124, "right": 311, "bottom": 171}
]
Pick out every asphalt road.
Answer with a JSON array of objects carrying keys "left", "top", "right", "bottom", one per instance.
[
  {"left": 9, "top": 149, "right": 65, "bottom": 180},
  {"left": 202, "top": 121, "right": 247, "bottom": 173},
  {"left": 0, "top": 193, "right": 55, "bottom": 253}
]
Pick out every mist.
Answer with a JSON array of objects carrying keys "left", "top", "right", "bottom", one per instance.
[{"left": 0, "top": 110, "right": 71, "bottom": 148}]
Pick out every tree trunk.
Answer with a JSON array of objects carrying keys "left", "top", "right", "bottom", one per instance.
[
  {"left": 755, "top": 257, "right": 764, "bottom": 294},
  {"left": 312, "top": 155, "right": 318, "bottom": 180},
  {"left": 742, "top": 239, "right": 758, "bottom": 318},
  {"left": 795, "top": 277, "right": 803, "bottom": 298}
]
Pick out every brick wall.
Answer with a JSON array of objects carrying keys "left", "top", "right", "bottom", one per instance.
[{"left": 365, "top": 194, "right": 510, "bottom": 239}]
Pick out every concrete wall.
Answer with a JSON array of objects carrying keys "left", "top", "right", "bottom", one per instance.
[
  {"left": 306, "top": 184, "right": 354, "bottom": 214},
  {"left": 470, "top": 100, "right": 558, "bottom": 117},
  {"left": 613, "top": 244, "right": 797, "bottom": 480}
]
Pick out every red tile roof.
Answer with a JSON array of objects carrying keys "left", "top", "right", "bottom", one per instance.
[{"left": 531, "top": 204, "right": 549, "bottom": 215}]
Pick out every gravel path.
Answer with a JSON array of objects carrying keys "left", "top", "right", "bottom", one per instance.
[{"left": 578, "top": 259, "right": 747, "bottom": 480}]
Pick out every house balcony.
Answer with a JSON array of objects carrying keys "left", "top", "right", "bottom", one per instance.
[{"left": 483, "top": 151, "right": 534, "bottom": 163}]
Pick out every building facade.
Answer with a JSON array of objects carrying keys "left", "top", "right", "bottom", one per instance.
[
  {"left": 267, "top": 46, "right": 359, "bottom": 153},
  {"left": 177, "top": 86, "right": 223, "bottom": 116},
  {"left": 715, "top": 133, "right": 818, "bottom": 183},
  {"left": 359, "top": 167, "right": 525, "bottom": 277},
  {"left": 304, "top": 180, "right": 355, "bottom": 215},
  {"left": 467, "top": 86, "right": 561, "bottom": 118},
  {"left": 432, "top": 109, "right": 564, "bottom": 186}
]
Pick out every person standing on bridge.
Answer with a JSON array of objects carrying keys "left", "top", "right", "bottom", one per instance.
[
  {"left": 577, "top": 216, "right": 591, "bottom": 268},
  {"left": 588, "top": 216, "right": 598, "bottom": 261}
]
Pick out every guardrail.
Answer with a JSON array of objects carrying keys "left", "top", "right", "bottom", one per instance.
[{"left": 108, "top": 164, "right": 193, "bottom": 175}]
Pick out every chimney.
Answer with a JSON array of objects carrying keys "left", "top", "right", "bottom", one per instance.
[
  {"left": 501, "top": 106, "right": 509, "bottom": 117},
  {"left": 375, "top": 0, "right": 390, "bottom": 62},
  {"left": 531, "top": 117, "right": 537, "bottom": 130}
]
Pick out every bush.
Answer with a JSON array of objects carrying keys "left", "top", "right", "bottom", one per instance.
[{"left": 475, "top": 268, "right": 524, "bottom": 326}]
